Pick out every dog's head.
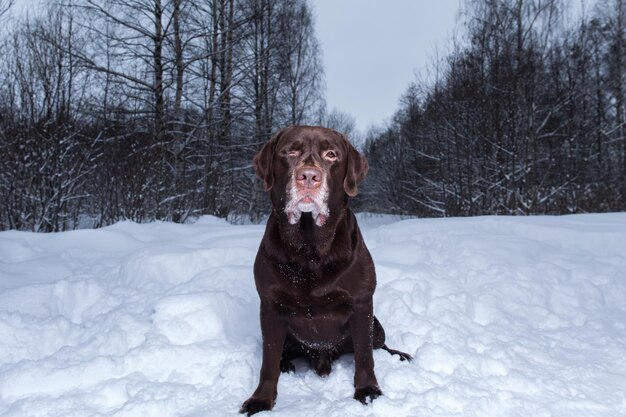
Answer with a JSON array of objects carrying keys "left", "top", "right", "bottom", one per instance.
[{"left": 253, "top": 126, "right": 368, "bottom": 226}]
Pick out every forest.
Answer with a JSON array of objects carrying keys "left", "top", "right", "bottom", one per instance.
[
  {"left": 360, "top": 0, "right": 626, "bottom": 217},
  {"left": 0, "top": 0, "right": 624, "bottom": 231}
]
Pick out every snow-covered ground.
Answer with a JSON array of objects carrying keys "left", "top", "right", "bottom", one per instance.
[{"left": 1, "top": 213, "right": 625, "bottom": 417}]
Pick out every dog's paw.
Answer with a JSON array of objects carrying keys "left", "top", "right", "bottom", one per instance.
[
  {"left": 280, "top": 358, "right": 296, "bottom": 373},
  {"left": 313, "top": 356, "right": 332, "bottom": 377},
  {"left": 240, "top": 397, "right": 273, "bottom": 416},
  {"left": 353, "top": 385, "right": 382, "bottom": 404}
]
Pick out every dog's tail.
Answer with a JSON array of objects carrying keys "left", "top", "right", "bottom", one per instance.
[{"left": 381, "top": 344, "right": 413, "bottom": 362}]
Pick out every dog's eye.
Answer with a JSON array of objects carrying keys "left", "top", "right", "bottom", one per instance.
[
  {"left": 286, "top": 150, "right": 300, "bottom": 158},
  {"left": 324, "top": 150, "right": 337, "bottom": 161}
]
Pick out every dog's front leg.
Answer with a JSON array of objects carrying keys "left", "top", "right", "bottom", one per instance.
[
  {"left": 240, "top": 301, "right": 287, "bottom": 416},
  {"left": 349, "top": 299, "right": 382, "bottom": 404}
]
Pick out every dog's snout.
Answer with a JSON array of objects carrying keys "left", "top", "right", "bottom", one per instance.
[{"left": 296, "top": 166, "right": 322, "bottom": 189}]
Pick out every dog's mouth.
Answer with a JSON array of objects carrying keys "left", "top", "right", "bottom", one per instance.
[{"left": 285, "top": 172, "right": 329, "bottom": 227}]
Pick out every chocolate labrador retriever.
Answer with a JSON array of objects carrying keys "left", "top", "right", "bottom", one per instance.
[{"left": 241, "top": 126, "right": 411, "bottom": 415}]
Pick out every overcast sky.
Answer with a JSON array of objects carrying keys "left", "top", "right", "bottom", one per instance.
[{"left": 314, "top": 0, "right": 462, "bottom": 133}]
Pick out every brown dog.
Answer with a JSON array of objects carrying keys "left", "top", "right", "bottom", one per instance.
[{"left": 240, "top": 126, "right": 411, "bottom": 416}]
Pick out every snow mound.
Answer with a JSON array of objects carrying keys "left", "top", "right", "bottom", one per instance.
[
  {"left": 1, "top": 213, "right": 625, "bottom": 416},
  {"left": 152, "top": 291, "right": 251, "bottom": 345}
]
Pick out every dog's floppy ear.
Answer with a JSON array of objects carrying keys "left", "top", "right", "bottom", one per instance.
[
  {"left": 253, "top": 128, "right": 285, "bottom": 191},
  {"left": 343, "top": 137, "right": 369, "bottom": 197}
]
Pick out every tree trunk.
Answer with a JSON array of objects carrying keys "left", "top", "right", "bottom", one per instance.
[{"left": 153, "top": 0, "right": 166, "bottom": 219}]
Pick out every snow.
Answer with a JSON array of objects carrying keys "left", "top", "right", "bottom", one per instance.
[{"left": 1, "top": 213, "right": 626, "bottom": 416}]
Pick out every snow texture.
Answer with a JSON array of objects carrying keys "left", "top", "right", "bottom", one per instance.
[{"left": 1, "top": 213, "right": 625, "bottom": 416}]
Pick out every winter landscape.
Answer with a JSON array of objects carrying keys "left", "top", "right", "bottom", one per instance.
[
  {"left": 1, "top": 213, "right": 625, "bottom": 416},
  {"left": 1, "top": 0, "right": 626, "bottom": 415}
]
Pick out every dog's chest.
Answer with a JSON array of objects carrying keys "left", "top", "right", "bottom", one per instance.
[
  {"left": 277, "top": 261, "right": 321, "bottom": 285},
  {"left": 271, "top": 282, "right": 354, "bottom": 349},
  {"left": 271, "top": 261, "right": 353, "bottom": 318}
]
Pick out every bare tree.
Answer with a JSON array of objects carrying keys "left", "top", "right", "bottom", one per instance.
[
  {"left": 0, "top": 0, "right": 328, "bottom": 230},
  {"left": 0, "top": 0, "right": 13, "bottom": 19},
  {"left": 0, "top": 4, "right": 99, "bottom": 231},
  {"left": 277, "top": 0, "right": 324, "bottom": 126},
  {"left": 599, "top": 0, "right": 626, "bottom": 176},
  {"left": 364, "top": 0, "right": 625, "bottom": 217},
  {"left": 323, "top": 108, "right": 357, "bottom": 138}
]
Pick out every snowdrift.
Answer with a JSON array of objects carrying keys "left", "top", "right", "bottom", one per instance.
[{"left": 1, "top": 214, "right": 625, "bottom": 416}]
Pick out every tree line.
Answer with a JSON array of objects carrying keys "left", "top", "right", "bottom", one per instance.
[
  {"left": 1, "top": 0, "right": 625, "bottom": 232},
  {"left": 359, "top": 0, "right": 626, "bottom": 217},
  {"left": 0, "top": 0, "right": 325, "bottom": 231}
]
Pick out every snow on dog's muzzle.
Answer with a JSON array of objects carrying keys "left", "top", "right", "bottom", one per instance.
[{"left": 285, "top": 165, "right": 329, "bottom": 226}]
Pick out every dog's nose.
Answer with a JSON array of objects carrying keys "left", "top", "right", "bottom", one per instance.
[{"left": 296, "top": 166, "right": 322, "bottom": 189}]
